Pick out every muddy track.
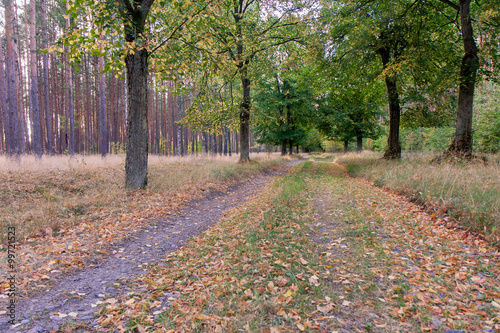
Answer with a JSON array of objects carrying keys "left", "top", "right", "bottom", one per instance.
[{"left": 1, "top": 161, "right": 299, "bottom": 333}]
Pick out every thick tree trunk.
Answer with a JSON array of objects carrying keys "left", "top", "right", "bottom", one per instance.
[
  {"left": 448, "top": 0, "right": 478, "bottom": 155},
  {"left": 357, "top": 136, "right": 362, "bottom": 153},
  {"left": 289, "top": 139, "right": 293, "bottom": 155},
  {"left": 122, "top": 0, "right": 154, "bottom": 189},
  {"left": 29, "top": 0, "right": 41, "bottom": 157},
  {"left": 99, "top": 56, "right": 107, "bottom": 156},
  {"left": 383, "top": 75, "right": 401, "bottom": 159},
  {"left": 378, "top": 45, "right": 401, "bottom": 159},
  {"left": 344, "top": 140, "right": 348, "bottom": 154},
  {"left": 4, "top": 0, "right": 20, "bottom": 156},
  {"left": 125, "top": 48, "right": 149, "bottom": 189}
]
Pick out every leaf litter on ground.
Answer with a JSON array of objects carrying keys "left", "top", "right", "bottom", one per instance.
[{"left": 90, "top": 161, "right": 499, "bottom": 332}]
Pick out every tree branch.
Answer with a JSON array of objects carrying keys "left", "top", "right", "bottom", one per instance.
[
  {"left": 436, "top": 0, "right": 459, "bottom": 11},
  {"left": 150, "top": 0, "right": 213, "bottom": 55}
]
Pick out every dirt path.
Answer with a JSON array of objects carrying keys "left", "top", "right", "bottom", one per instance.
[{"left": 1, "top": 161, "right": 299, "bottom": 333}]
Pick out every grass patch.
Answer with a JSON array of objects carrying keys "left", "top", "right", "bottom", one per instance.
[
  {"left": 337, "top": 151, "right": 500, "bottom": 242},
  {"left": 0, "top": 153, "right": 284, "bottom": 244}
]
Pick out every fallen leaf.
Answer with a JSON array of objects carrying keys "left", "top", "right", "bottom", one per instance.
[
  {"left": 317, "top": 303, "right": 334, "bottom": 314},
  {"left": 309, "top": 275, "right": 320, "bottom": 287}
]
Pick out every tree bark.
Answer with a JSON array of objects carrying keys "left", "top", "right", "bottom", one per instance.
[
  {"left": 448, "top": 0, "right": 478, "bottom": 155},
  {"left": 177, "top": 95, "right": 183, "bottom": 156},
  {"left": 99, "top": 55, "right": 107, "bottom": 156},
  {"left": 125, "top": 48, "right": 149, "bottom": 188},
  {"left": 202, "top": 131, "right": 208, "bottom": 154},
  {"left": 0, "top": 41, "right": 11, "bottom": 154},
  {"left": 227, "top": 128, "right": 231, "bottom": 156},
  {"left": 357, "top": 136, "right": 362, "bottom": 153},
  {"left": 122, "top": 0, "right": 154, "bottom": 189},
  {"left": 224, "top": 127, "right": 228, "bottom": 155},
  {"left": 65, "top": 17, "right": 75, "bottom": 156},
  {"left": 42, "top": 0, "right": 51, "bottom": 155},
  {"left": 4, "top": 0, "right": 20, "bottom": 156},
  {"left": 28, "top": 0, "right": 41, "bottom": 157},
  {"left": 239, "top": 73, "right": 250, "bottom": 162},
  {"left": 378, "top": 45, "right": 402, "bottom": 159},
  {"left": 344, "top": 140, "right": 348, "bottom": 154}
]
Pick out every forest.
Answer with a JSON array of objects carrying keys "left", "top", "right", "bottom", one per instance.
[
  {"left": 0, "top": 0, "right": 498, "bottom": 187},
  {"left": 1, "top": 0, "right": 500, "bottom": 332}
]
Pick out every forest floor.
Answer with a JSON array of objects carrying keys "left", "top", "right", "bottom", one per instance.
[
  {"left": 1, "top": 155, "right": 500, "bottom": 332},
  {"left": 0, "top": 156, "right": 298, "bottom": 332}
]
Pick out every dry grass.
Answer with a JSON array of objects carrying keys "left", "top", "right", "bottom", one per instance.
[
  {"left": 335, "top": 151, "right": 500, "bottom": 240},
  {"left": 0, "top": 153, "right": 286, "bottom": 243}
]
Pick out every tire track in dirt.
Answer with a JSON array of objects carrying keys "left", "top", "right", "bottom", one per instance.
[{"left": 1, "top": 161, "right": 300, "bottom": 333}]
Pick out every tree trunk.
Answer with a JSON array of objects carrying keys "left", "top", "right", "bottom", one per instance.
[
  {"left": 378, "top": 43, "right": 402, "bottom": 159},
  {"left": 177, "top": 95, "right": 183, "bottom": 156},
  {"left": 448, "top": 0, "right": 478, "bottom": 155},
  {"left": 65, "top": 17, "right": 75, "bottom": 156},
  {"left": 99, "top": 55, "right": 107, "bottom": 156},
  {"left": 289, "top": 139, "right": 293, "bottom": 155},
  {"left": 202, "top": 131, "right": 208, "bottom": 154},
  {"left": 239, "top": 72, "right": 250, "bottom": 162},
  {"left": 227, "top": 128, "right": 231, "bottom": 156},
  {"left": 383, "top": 75, "right": 401, "bottom": 159},
  {"left": 0, "top": 40, "right": 10, "bottom": 154},
  {"left": 357, "top": 136, "right": 362, "bottom": 153},
  {"left": 124, "top": 48, "right": 149, "bottom": 189},
  {"left": 4, "top": 0, "right": 20, "bottom": 156},
  {"left": 224, "top": 127, "right": 228, "bottom": 156},
  {"left": 43, "top": 8, "right": 52, "bottom": 155},
  {"left": 28, "top": 0, "right": 41, "bottom": 157},
  {"left": 343, "top": 140, "right": 348, "bottom": 153},
  {"left": 122, "top": 0, "right": 154, "bottom": 189},
  {"left": 211, "top": 133, "right": 216, "bottom": 155},
  {"left": 114, "top": 75, "right": 120, "bottom": 153}
]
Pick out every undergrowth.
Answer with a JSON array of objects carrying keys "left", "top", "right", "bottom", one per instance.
[
  {"left": 0, "top": 153, "right": 285, "bottom": 244},
  {"left": 335, "top": 151, "right": 500, "bottom": 243}
]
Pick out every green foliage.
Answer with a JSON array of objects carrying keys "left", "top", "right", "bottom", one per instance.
[
  {"left": 252, "top": 65, "right": 318, "bottom": 150},
  {"left": 474, "top": 83, "right": 500, "bottom": 152},
  {"left": 317, "top": 82, "right": 383, "bottom": 143}
]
